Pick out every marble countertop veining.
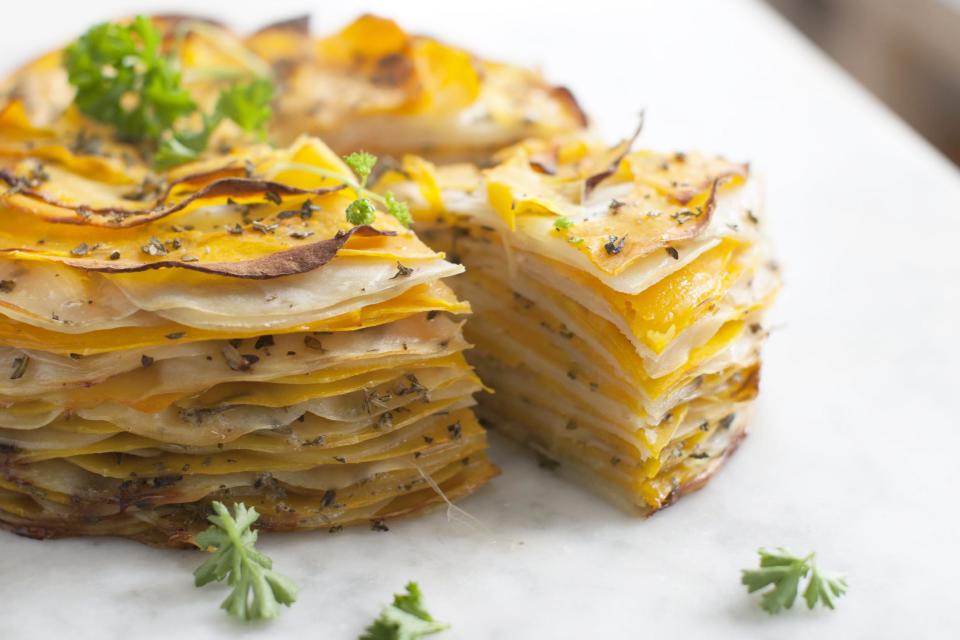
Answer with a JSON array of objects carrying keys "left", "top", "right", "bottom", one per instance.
[{"left": 2, "top": 0, "right": 960, "bottom": 638}]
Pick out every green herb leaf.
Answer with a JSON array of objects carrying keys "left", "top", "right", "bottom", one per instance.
[
  {"left": 65, "top": 16, "right": 275, "bottom": 169},
  {"left": 194, "top": 501, "right": 298, "bottom": 622},
  {"left": 346, "top": 198, "right": 377, "bottom": 226},
  {"left": 741, "top": 548, "right": 847, "bottom": 614},
  {"left": 216, "top": 78, "right": 275, "bottom": 137},
  {"left": 64, "top": 15, "right": 195, "bottom": 143},
  {"left": 344, "top": 151, "right": 378, "bottom": 186},
  {"left": 553, "top": 216, "right": 574, "bottom": 231},
  {"left": 360, "top": 582, "right": 449, "bottom": 640},
  {"left": 803, "top": 565, "right": 849, "bottom": 610},
  {"left": 385, "top": 192, "right": 413, "bottom": 227},
  {"left": 153, "top": 120, "right": 215, "bottom": 169}
]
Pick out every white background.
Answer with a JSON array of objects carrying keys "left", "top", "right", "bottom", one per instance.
[{"left": 2, "top": 1, "right": 959, "bottom": 638}]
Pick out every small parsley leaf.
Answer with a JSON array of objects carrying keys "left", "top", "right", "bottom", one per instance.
[
  {"left": 553, "top": 216, "right": 574, "bottom": 231},
  {"left": 344, "top": 151, "right": 378, "bottom": 187},
  {"left": 360, "top": 582, "right": 449, "bottom": 640},
  {"left": 216, "top": 78, "right": 275, "bottom": 138},
  {"left": 346, "top": 198, "right": 377, "bottom": 226},
  {"left": 741, "top": 548, "right": 847, "bottom": 614},
  {"left": 340, "top": 152, "right": 413, "bottom": 227},
  {"left": 803, "top": 565, "right": 849, "bottom": 611},
  {"left": 153, "top": 123, "right": 214, "bottom": 169},
  {"left": 385, "top": 192, "right": 413, "bottom": 227},
  {"left": 194, "top": 501, "right": 298, "bottom": 622}
]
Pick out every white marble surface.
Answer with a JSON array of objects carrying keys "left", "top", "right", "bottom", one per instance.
[{"left": 2, "top": 0, "right": 960, "bottom": 638}]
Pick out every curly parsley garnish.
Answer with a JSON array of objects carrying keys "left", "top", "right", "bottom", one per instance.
[
  {"left": 741, "top": 548, "right": 848, "bottom": 614},
  {"left": 343, "top": 152, "right": 412, "bottom": 228},
  {"left": 193, "top": 501, "right": 298, "bottom": 622},
  {"left": 343, "top": 151, "right": 377, "bottom": 224},
  {"left": 360, "top": 582, "right": 449, "bottom": 640},
  {"left": 64, "top": 16, "right": 193, "bottom": 144},
  {"left": 64, "top": 16, "right": 274, "bottom": 169}
]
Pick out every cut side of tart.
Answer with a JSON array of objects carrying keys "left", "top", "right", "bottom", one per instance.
[{"left": 376, "top": 135, "right": 779, "bottom": 513}]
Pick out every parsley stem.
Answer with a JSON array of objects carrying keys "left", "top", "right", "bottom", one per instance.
[{"left": 266, "top": 161, "right": 388, "bottom": 205}]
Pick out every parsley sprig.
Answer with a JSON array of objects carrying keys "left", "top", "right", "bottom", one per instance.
[
  {"left": 343, "top": 151, "right": 377, "bottom": 226},
  {"left": 360, "top": 582, "right": 449, "bottom": 640},
  {"left": 252, "top": 151, "right": 414, "bottom": 228},
  {"left": 64, "top": 16, "right": 194, "bottom": 143},
  {"left": 194, "top": 501, "right": 298, "bottom": 622},
  {"left": 741, "top": 548, "right": 848, "bottom": 614},
  {"left": 64, "top": 16, "right": 275, "bottom": 169},
  {"left": 343, "top": 152, "right": 413, "bottom": 227}
]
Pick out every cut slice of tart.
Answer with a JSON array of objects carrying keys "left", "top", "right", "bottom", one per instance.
[{"left": 376, "top": 134, "right": 779, "bottom": 514}]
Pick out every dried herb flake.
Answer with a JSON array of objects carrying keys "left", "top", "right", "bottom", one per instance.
[{"left": 10, "top": 355, "right": 29, "bottom": 380}]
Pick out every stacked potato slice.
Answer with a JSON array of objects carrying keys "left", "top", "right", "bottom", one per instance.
[
  {"left": 0, "top": 111, "right": 496, "bottom": 544},
  {"left": 379, "top": 135, "right": 779, "bottom": 513}
]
